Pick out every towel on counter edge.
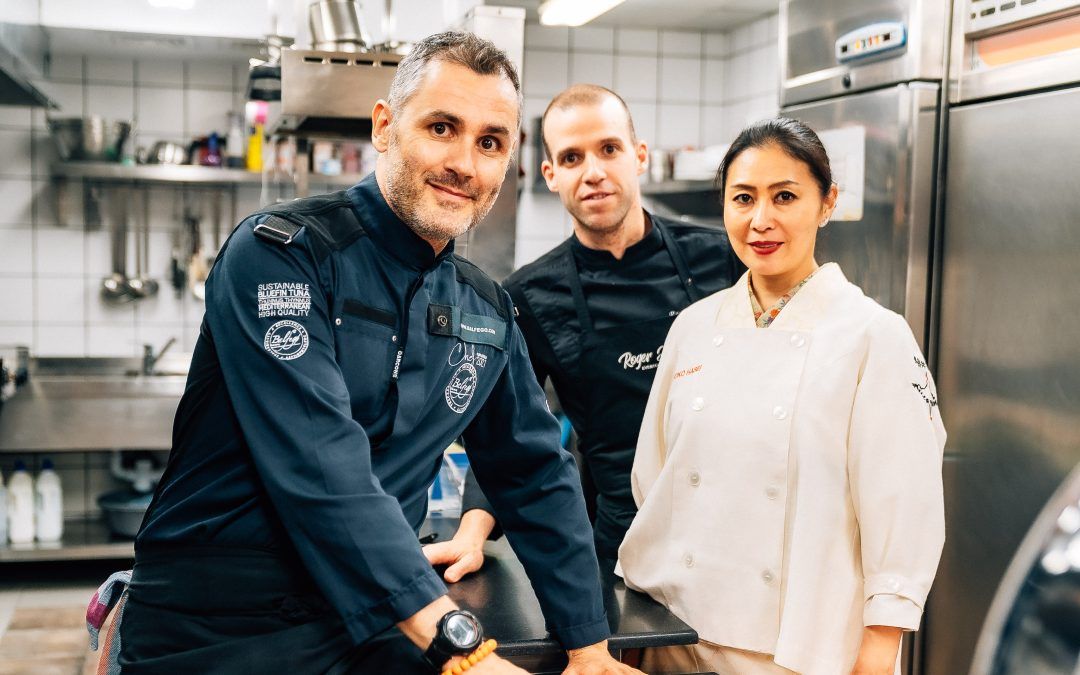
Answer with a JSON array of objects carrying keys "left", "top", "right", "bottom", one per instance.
[{"left": 87, "top": 569, "right": 132, "bottom": 675}]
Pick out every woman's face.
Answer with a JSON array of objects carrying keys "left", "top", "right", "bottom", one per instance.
[{"left": 722, "top": 143, "right": 837, "bottom": 289}]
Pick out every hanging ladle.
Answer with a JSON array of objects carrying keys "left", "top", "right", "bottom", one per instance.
[
  {"left": 101, "top": 185, "right": 135, "bottom": 303},
  {"left": 127, "top": 187, "right": 159, "bottom": 299}
]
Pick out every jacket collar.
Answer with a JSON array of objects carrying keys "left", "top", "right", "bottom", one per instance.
[
  {"left": 346, "top": 172, "right": 455, "bottom": 271},
  {"left": 718, "top": 262, "right": 850, "bottom": 330},
  {"left": 569, "top": 210, "right": 662, "bottom": 268}
]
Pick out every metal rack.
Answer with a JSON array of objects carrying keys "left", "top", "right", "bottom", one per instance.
[
  {"left": 51, "top": 161, "right": 364, "bottom": 187},
  {"left": 0, "top": 519, "right": 133, "bottom": 562}
]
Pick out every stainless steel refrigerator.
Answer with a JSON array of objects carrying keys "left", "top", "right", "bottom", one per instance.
[
  {"left": 779, "top": 0, "right": 950, "bottom": 352},
  {"left": 779, "top": 0, "right": 951, "bottom": 672},
  {"left": 929, "top": 2, "right": 1080, "bottom": 673}
]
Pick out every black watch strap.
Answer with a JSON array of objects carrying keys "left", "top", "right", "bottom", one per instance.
[{"left": 422, "top": 610, "right": 484, "bottom": 671}]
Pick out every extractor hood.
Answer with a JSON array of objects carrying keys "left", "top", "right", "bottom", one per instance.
[
  {"left": 0, "top": 21, "right": 55, "bottom": 108},
  {"left": 267, "top": 48, "right": 401, "bottom": 138}
]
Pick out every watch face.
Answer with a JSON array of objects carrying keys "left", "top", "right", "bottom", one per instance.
[{"left": 445, "top": 613, "right": 480, "bottom": 649}]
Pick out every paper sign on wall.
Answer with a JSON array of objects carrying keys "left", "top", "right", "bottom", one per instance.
[{"left": 818, "top": 126, "right": 865, "bottom": 222}]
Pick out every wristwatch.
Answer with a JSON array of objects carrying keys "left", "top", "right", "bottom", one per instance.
[{"left": 423, "top": 609, "right": 484, "bottom": 670}]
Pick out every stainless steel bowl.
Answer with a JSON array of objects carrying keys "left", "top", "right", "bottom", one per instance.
[
  {"left": 145, "top": 140, "right": 189, "bottom": 165},
  {"left": 48, "top": 116, "right": 132, "bottom": 162}
]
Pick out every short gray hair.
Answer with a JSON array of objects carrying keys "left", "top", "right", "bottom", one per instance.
[{"left": 387, "top": 31, "right": 523, "bottom": 131}]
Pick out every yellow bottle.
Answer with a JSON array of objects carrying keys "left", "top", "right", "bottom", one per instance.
[{"left": 246, "top": 122, "right": 264, "bottom": 172}]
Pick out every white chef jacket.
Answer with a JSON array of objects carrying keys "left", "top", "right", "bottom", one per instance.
[{"left": 617, "top": 263, "right": 946, "bottom": 675}]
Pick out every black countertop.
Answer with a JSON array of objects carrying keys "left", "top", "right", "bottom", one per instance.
[{"left": 421, "top": 519, "right": 697, "bottom": 672}]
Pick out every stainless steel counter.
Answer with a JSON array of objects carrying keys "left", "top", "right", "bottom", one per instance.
[{"left": 0, "top": 375, "right": 184, "bottom": 452}]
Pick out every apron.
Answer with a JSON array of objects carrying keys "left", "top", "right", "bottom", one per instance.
[
  {"left": 117, "top": 546, "right": 431, "bottom": 674},
  {"left": 566, "top": 221, "right": 703, "bottom": 561}
]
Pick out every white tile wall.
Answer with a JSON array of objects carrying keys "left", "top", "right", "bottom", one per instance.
[
  {"left": 0, "top": 56, "right": 247, "bottom": 358},
  {"left": 660, "top": 57, "right": 701, "bottom": 103},
  {"left": 0, "top": 17, "right": 782, "bottom": 353},
  {"left": 616, "top": 28, "right": 658, "bottom": 55},
  {"left": 515, "top": 14, "right": 780, "bottom": 266},
  {"left": 0, "top": 229, "right": 34, "bottom": 276},
  {"left": 570, "top": 53, "right": 614, "bottom": 89}
]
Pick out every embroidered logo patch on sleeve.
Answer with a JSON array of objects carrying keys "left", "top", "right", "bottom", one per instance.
[{"left": 264, "top": 320, "right": 309, "bottom": 360}]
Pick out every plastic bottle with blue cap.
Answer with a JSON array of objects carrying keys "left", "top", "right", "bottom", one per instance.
[
  {"left": 6, "top": 460, "right": 34, "bottom": 545},
  {"left": 35, "top": 458, "right": 63, "bottom": 542}
]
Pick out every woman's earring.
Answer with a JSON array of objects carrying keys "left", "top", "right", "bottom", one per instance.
[{"left": 819, "top": 219, "right": 828, "bottom": 228}]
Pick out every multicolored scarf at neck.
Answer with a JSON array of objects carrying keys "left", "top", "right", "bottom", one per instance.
[{"left": 749, "top": 267, "right": 820, "bottom": 328}]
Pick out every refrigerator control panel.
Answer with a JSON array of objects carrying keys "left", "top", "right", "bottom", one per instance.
[
  {"left": 835, "top": 22, "right": 907, "bottom": 63},
  {"left": 965, "top": 0, "right": 1080, "bottom": 37}
]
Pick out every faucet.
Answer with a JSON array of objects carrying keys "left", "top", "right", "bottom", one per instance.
[{"left": 142, "top": 337, "right": 177, "bottom": 376}]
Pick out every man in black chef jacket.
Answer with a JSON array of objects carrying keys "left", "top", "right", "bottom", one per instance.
[
  {"left": 425, "top": 84, "right": 742, "bottom": 579},
  {"left": 118, "top": 34, "right": 640, "bottom": 675}
]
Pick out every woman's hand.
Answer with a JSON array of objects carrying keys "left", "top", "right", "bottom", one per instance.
[
  {"left": 563, "top": 641, "right": 644, "bottom": 674},
  {"left": 850, "top": 625, "right": 903, "bottom": 675}
]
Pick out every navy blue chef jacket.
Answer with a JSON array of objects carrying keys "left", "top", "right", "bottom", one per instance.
[{"left": 136, "top": 173, "right": 609, "bottom": 650}]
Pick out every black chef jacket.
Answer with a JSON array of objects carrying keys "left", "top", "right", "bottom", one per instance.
[
  {"left": 462, "top": 212, "right": 742, "bottom": 555},
  {"left": 134, "top": 173, "right": 609, "bottom": 652}
]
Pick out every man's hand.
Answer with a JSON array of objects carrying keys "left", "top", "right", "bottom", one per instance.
[
  {"left": 423, "top": 510, "right": 496, "bottom": 583},
  {"left": 563, "top": 641, "right": 644, "bottom": 675},
  {"left": 850, "top": 625, "right": 902, "bottom": 675}
]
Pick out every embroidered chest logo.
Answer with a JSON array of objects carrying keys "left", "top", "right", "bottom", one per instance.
[
  {"left": 618, "top": 345, "right": 665, "bottom": 372},
  {"left": 258, "top": 282, "right": 311, "bottom": 318},
  {"left": 911, "top": 355, "right": 939, "bottom": 419},
  {"left": 445, "top": 343, "right": 487, "bottom": 414},
  {"left": 264, "top": 320, "right": 309, "bottom": 360}
]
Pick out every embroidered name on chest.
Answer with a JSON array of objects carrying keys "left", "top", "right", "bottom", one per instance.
[
  {"left": 673, "top": 364, "right": 703, "bottom": 380},
  {"left": 427, "top": 304, "right": 507, "bottom": 350}
]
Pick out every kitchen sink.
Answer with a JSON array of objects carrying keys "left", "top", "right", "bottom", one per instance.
[{"left": 29, "top": 376, "right": 187, "bottom": 399}]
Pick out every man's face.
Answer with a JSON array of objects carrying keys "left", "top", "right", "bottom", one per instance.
[
  {"left": 541, "top": 98, "right": 647, "bottom": 236},
  {"left": 372, "top": 60, "right": 518, "bottom": 247}
]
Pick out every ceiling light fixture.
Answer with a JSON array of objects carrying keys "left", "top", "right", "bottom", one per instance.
[{"left": 538, "top": 0, "right": 626, "bottom": 27}]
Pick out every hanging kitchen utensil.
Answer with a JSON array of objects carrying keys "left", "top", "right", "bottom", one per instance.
[
  {"left": 169, "top": 190, "right": 186, "bottom": 298},
  {"left": 187, "top": 189, "right": 208, "bottom": 301},
  {"left": 127, "top": 187, "right": 147, "bottom": 298},
  {"left": 128, "top": 187, "right": 159, "bottom": 299},
  {"left": 101, "top": 186, "right": 134, "bottom": 303},
  {"left": 208, "top": 187, "right": 222, "bottom": 272}
]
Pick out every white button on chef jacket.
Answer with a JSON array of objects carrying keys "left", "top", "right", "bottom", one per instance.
[{"left": 617, "top": 264, "right": 946, "bottom": 675}]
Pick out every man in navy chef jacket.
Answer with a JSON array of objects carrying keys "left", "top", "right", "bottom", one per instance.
[
  {"left": 120, "top": 33, "right": 640, "bottom": 675},
  {"left": 424, "top": 85, "right": 741, "bottom": 579}
]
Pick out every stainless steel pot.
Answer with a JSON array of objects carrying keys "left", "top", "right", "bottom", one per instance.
[
  {"left": 309, "top": 0, "right": 370, "bottom": 51},
  {"left": 47, "top": 116, "right": 132, "bottom": 162}
]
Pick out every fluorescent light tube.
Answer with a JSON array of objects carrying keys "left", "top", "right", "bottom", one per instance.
[{"left": 539, "top": 0, "right": 626, "bottom": 27}]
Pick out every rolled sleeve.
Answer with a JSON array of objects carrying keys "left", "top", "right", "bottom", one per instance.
[
  {"left": 847, "top": 312, "right": 946, "bottom": 631},
  {"left": 462, "top": 316, "right": 609, "bottom": 650},
  {"left": 207, "top": 221, "right": 445, "bottom": 645},
  {"left": 863, "top": 592, "right": 924, "bottom": 630}
]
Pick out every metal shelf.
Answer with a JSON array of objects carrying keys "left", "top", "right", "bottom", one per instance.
[
  {"left": 640, "top": 179, "right": 717, "bottom": 195},
  {"left": 51, "top": 161, "right": 365, "bottom": 187},
  {"left": 0, "top": 518, "right": 133, "bottom": 562}
]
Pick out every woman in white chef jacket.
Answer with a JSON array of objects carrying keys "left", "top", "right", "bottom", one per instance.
[{"left": 617, "top": 118, "right": 946, "bottom": 675}]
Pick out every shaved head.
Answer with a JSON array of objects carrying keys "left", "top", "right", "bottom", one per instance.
[{"left": 541, "top": 84, "right": 637, "bottom": 160}]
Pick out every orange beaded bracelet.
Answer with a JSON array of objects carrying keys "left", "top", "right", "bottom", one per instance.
[{"left": 441, "top": 638, "right": 498, "bottom": 675}]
